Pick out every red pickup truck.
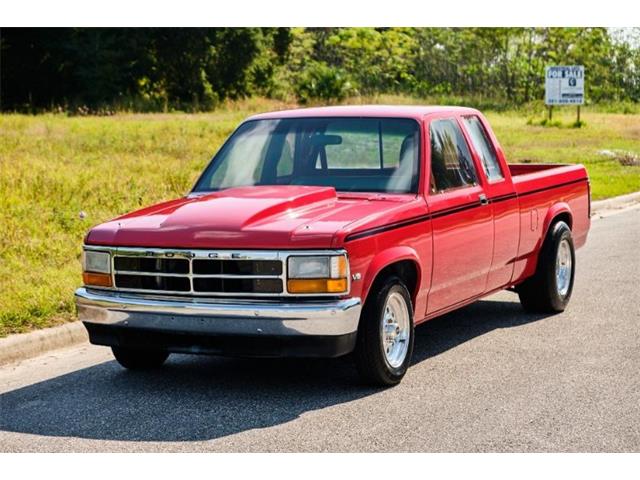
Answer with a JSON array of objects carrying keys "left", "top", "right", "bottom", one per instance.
[{"left": 76, "top": 106, "right": 590, "bottom": 385}]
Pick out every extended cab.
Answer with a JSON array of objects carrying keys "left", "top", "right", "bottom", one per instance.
[{"left": 76, "top": 106, "right": 590, "bottom": 385}]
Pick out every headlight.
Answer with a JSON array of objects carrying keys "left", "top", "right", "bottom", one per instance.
[
  {"left": 287, "top": 254, "right": 348, "bottom": 294},
  {"left": 82, "top": 249, "right": 112, "bottom": 287},
  {"left": 83, "top": 250, "right": 111, "bottom": 273}
]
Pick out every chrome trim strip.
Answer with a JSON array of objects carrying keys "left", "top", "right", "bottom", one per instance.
[
  {"left": 115, "top": 271, "right": 280, "bottom": 280},
  {"left": 75, "top": 287, "right": 361, "bottom": 337},
  {"left": 191, "top": 274, "right": 281, "bottom": 279},
  {"left": 115, "top": 271, "right": 192, "bottom": 278}
]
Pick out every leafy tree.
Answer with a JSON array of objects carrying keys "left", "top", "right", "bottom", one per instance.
[{"left": 1, "top": 27, "right": 639, "bottom": 111}]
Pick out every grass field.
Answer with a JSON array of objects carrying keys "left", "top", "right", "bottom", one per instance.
[{"left": 1, "top": 98, "right": 639, "bottom": 336}]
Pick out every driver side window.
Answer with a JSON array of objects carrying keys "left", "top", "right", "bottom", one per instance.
[{"left": 429, "top": 119, "right": 478, "bottom": 194}]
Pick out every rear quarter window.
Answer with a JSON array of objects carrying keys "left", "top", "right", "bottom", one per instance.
[{"left": 462, "top": 116, "right": 503, "bottom": 181}]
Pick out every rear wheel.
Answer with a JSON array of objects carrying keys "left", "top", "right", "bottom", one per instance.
[
  {"left": 517, "top": 220, "right": 575, "bottom": 313},
  {"left": 111, "top": 346, "right": 169, "bottom": 370},
  {"left": 355, "top": 276, "right": 414, "bottom": 386}
]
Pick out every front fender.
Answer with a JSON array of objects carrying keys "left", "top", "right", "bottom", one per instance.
[{"left": 360, "top": 246, "right": 423, "bottom": 305}]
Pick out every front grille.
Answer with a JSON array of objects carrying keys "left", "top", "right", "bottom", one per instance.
[
  {"left": 114, "top": 257, "right": 189, "bottom": 274},
  {"left": 192, "top": 277, "right": 283, "bottom": 294},
  {"left": 112, "top": 250, "right": 285, "bottom": 296},
  {"left": 115, "top": 274, "right": 191, "bottom": 292},
  {"left": 192, "top": 259, "right": 282, "bottom": 276}
]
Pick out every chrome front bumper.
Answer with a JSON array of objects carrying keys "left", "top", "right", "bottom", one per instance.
[{"left": 75, "top": 287, "right": 361, "bottom": 339}]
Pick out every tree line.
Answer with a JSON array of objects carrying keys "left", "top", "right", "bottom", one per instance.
[{"left": 1, "top": 27, "right": 639, "bottom": 112}]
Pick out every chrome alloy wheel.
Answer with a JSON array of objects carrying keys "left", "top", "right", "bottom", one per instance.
[
  {"left": 555, "top": 238, "right": 572, "bottom": 297},
  {"left": 381, "top": 291, "right": 411, "bottom": 368}
]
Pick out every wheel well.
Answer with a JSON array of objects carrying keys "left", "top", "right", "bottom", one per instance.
[
  {"left": 368, "top": 260, "right": 419, "bottom": 306},
  {"left": 551, "top": 211, "right": 572, "bottom": 232}
]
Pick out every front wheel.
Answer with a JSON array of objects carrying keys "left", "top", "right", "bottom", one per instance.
[
  {"left": 111, "top": 346, "right": 169, "bottom": 370},
  {"left": 517, "top": 220, "right": 576, "bottom": 313},
  {"left": 355, "top": 276, "right": 414, "bottom": 386}
]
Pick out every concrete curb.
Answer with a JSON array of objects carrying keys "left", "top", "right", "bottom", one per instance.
[
  {"left": 0, "top": 321, "right": 88, "bottom": 366},
  {"left": 1, "top": 190, "right": 639, "bottom": 367},
  {"left": 591, "top": 191, "right": 640, "bottom": 216}
]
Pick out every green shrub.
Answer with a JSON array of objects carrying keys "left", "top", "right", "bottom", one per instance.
[{"left": 294, "top": 62, "right": 353, "bottom": 104}]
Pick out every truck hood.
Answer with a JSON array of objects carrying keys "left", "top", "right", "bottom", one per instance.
[{"left": 85, "top": 185, "right": 423, "bottom": 249}]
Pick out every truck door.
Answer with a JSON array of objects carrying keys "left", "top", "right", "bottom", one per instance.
[
  {"left": 425, "top": 117, "right": 494, "bottom": 315},
  {"left": 460, "top": 114, "right": 519, "bottom": 293}
]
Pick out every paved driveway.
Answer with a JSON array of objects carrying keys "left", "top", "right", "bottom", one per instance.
[{"left": 1, "top": 207, "right": 638, "bottom": 452}]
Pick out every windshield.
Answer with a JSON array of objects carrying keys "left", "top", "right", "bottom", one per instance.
[{"left": 193, "top": 117, "right": 421, "bottom": 194}]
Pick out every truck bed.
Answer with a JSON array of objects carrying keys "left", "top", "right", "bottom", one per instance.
[{"left": 509, "top": 162, "right": 589, "bottom": 202}]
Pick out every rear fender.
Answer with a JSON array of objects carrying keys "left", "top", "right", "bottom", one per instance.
[
  {"left": 517, "top": 202, "right": 573, "bottom": 282},
  {"left": 542, "top": 202, "right": 573, "bottom": 240}
]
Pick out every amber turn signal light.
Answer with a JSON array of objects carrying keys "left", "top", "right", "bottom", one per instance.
[
  {"left": 83, "top": 272, "right": 113, "bottom": 287},
  {"left": 287, "top": 278, "right": 347, "bottom": 294}
]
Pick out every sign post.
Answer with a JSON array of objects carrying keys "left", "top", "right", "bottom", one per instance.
[{"left": 545, "top": 65, "right": 585, "bottom": 126}]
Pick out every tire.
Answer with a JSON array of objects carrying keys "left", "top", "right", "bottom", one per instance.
[
  {"left": 111, "top": 346, "right": 169, "bottom": 370},
  {"left": 355, "top": 275, "right": 414, "bottom": 386},
  {"left": 517, "top": 220, "right": 575, "bottom": 313}
]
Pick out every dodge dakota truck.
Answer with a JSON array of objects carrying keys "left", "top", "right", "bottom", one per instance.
[{"left": 76, "top": 105, "right": 590, "bottom": 385}]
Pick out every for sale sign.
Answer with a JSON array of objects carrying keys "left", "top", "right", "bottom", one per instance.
[{"left": 545, "top": 66, "right": 585, "bottom": 105}]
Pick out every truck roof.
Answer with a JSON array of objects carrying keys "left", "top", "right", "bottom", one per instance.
[{"left": 247, "top": 105, "right": 481, "bottom": 121}]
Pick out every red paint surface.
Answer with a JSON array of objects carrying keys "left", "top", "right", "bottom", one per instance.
[{"left": 85, "top": 106, "right": 591, "bottom": 324}]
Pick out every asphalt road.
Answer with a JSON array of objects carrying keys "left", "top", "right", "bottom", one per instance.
[{"left": 1, "top": 207, "right": 638, "bottom": 452}]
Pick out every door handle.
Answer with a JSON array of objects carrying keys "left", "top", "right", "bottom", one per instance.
[{"left": 479, "top": 194, "right": 489, "bottom": 206}]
